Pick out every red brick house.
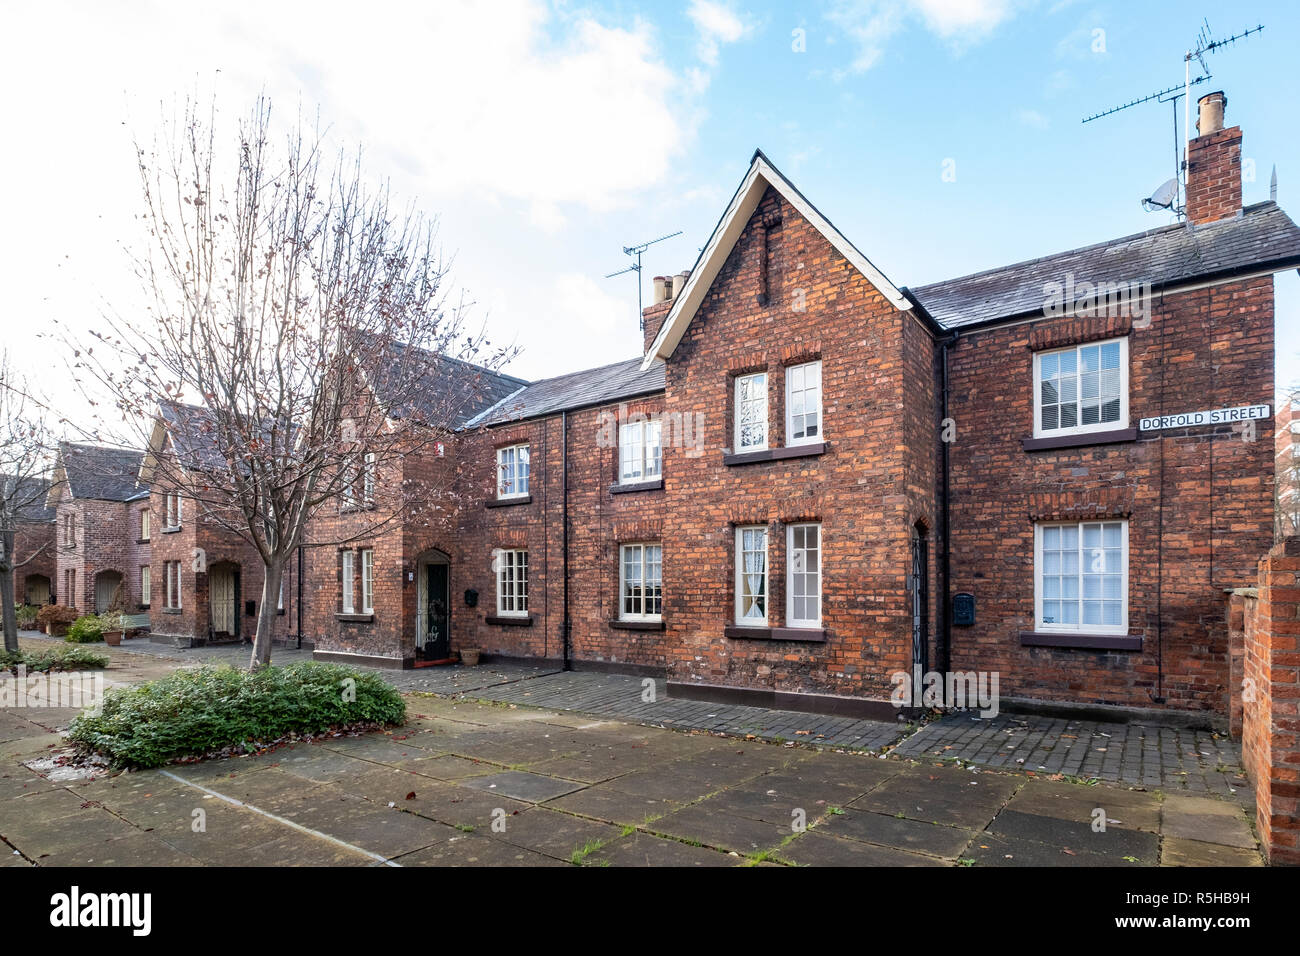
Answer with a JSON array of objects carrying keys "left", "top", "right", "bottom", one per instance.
[
  {"left": 4, "top": 475, "right": 56, "bottom": 606},
  {"left": 142, "top": 401, "right": 299, "bottom": 647},
  {"left": 47, "top": 443, "right": 151, "bottom": 614},
  {"left": 303, "top": 349, "right": 529, "bottom": 666},
  {"left": 299, "top": 92, "right": 1294, "bottom": 723}
]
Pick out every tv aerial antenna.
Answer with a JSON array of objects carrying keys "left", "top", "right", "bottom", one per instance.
[
  {"left": 1081, "top": 21, "right": 1264, "bottom": 218},
  {"left": 605, "top": 231, "right": 682, "bottom": 330}
]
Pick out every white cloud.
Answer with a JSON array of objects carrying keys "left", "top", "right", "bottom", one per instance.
[
  {"left": 688, "top": 0, "right": 754, "bottom": 66},
  {"left": 826, "top": 0, "right": 1019, "bottom": 75},
  {"left": 0, "top": 0, "right": 708, "bottom": 426},
  {"left": 1017, "top": 108, "right": 1050, "bottom": 129}
]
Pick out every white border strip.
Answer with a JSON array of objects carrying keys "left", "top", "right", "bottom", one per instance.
[{"left": 158, "top": 769, "right": 401, "bottom": 867}]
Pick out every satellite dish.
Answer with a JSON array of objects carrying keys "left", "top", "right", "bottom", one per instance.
[{"left": 1142, "top": 177, "right": 1178, "bottom": 212}]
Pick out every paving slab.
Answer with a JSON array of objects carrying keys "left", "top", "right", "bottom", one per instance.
[
  {"left": 966, "top": 831, "right": 1145, "bottom": 867},
  {"left": 396, "top": 833, "right": 568, "bottom": 866},
  {"left": 460, "top": 770, "right": 587, "bottom": 803},
  {"left": 403, "top": 784, "right": 531, "bottom": 831},
  {"left": 1004, "top": 779, "right": 1162, "bottom": 832},
  {"left": 544, "top": 784, "right": 681, "bottom": 824},
  {"left": 782, "top": 829, "right": 944, "bottom": 867},
  {"left": 489, "top": 807, "right": 628, "bottom": 860},
  {"left": 586, "top": 832, "right": 738, "bottom": 867},
  {"left": 820, "top": 808, "right": 976, "bottom": 860},
  {"left": 1161, "top": 836, "right": 1264, "bottom": 867},
  {"left": 850, "top": 766, "right": 1022, "bottom": 827},
  {"left": 649, "top": 804, "right": 792, "bottom": 855},
  {"left": 986, "top": 808, "right": 1159, "bottom": 863},
  {"left": 1161, "top": 795, "right": 1256, "bottom": 849},
  {"left": 33, "top": 830, "right": 205, "bottom": 867}
]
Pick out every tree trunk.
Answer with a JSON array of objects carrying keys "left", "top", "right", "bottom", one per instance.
[
  {"left": 249, "top": 557, "right": 285, "bottom": 669},
  {"left": 1, "top": 529, "right": 18, "bottom": 654}
]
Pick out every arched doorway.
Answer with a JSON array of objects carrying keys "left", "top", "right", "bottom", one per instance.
[
  {"left": 208, "top": 562, "right": 241, "bottom": 642},
  {"left": 24, "top": 574, "right": 51, "bottom": 606},
  {"left": 415, "top": 550, "right": 451, "bottom": 661},
  {"left": 94, "top": 570, "right": 124, "bottom": 613}
]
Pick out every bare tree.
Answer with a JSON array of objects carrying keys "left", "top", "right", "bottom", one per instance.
[
  {"left": 1277, "top": 384, "right": 1300, "bottom": 541},
  {"left": 0, "top": 352, "right": 53, "bottom": 654},
  {"left": 73, "top": 96, "right": 514, "bottom": 667}
]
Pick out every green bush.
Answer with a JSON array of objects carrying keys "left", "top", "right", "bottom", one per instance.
[
  {"left": 65, "top": 614, "right": 106, "bottom": 643},
  {"left": 0, "top": 645, "right": 110, "bottom": 673},
  {"left": 15, "top": 604, "right": 38, "bottom": 629},
  {"left": 67, "top": 661, "right": 407, "bottom": 769}
]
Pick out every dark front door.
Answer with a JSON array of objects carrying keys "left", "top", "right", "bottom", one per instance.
[
  {"left": 910, "top": 528, "right": 928, "bottom": 675},
  {"left": 424, "top": 564, "right": 450, "bottom": 660}
]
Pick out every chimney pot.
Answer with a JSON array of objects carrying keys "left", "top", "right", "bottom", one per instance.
[
  {"left": 652, "top": 275, "right": 668, "bottom": 303},
  {"left": 1196, "top": 91, "right": 1226, "bottom": 137},
  {"left": 676, "top": 270, "right": 690, "bottom": 297}
]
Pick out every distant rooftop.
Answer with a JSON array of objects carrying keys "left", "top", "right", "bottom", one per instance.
[{"left": 914, "top": 201, "right": 1300, "bottom": 329}]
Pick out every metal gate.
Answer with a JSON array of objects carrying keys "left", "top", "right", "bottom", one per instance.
[{"left": 910, "top": 527, "right": 928, "bottom": 675}]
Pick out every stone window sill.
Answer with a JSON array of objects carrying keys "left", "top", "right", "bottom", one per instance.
[
  {"left": 486, "top": 614, "right": 533, "bottom": 627},
  {"left": 723, "top": 442, "right": 825, "bottom": 466},
  {"left": 1019, "top": 631, "right": 1141, "bottom": 651},
  {"left": 335, "top": 612, "right": 374, "bottom": 623},
  {"left": 161, "top": 607, "right": 182, "bottom": 615},
  {"left": 609, "top": 619, "right": 665, "bottom": 631},
  {"left": 161, "top": 526, "right": 182, "bottom": 534},
  {"left": 610, "top": 479, "right": 663, "bottom": 494},
  {"left": 1022, "top": 427, "right": 1137, "bottom": 452},
  {"left": 487, "top": 495, "right": 532, "bottom": 508},
  {"left": 724, "top": 625, "right": 827, "bottom": 643}
]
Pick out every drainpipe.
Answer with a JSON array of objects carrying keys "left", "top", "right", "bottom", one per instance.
[
  {"left": 939, "top": 330, "right": 958, "bottom": 676},
  {"left": 561, "top": 410, "right": 571, "bottom": 671},
  {"left": 295, "top": 545, "right": 303, "bottom": 650}
]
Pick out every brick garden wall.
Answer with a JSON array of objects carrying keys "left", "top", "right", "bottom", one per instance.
[{"left": 1235, "top": 538, "right": 1300, "bottom": 865}]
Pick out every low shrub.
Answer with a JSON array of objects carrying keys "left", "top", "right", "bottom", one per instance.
[
  {"left": 66, "top": 614, "right": 106, "bottom": 644},
  {"left": 15, "top": 604, "right": 38, "bottom": 629},
  {"left": 36, "top": 604, "right": 79, "bottom": 628},
  {"left": 67, "top": 661, "right": 407, "bottom": 769},
  {"left": 0, "top": 645, "right": 110, "bottom": 673}
]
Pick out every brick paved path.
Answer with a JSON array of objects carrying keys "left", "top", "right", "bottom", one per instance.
[
  {"left": 896, "top": 712, "right": 1247, "bottom": 799},
  {"left": 468, "top": 672, "right": 909, "bottom": 752},
  {"left": 30, "top": 633, "right": 1246, "bottom": 794}
]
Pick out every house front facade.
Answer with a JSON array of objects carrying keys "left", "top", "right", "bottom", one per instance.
[
  {"left": 5, "top": 476, "right": 56, "bottom": 606},
  {"left": 300, "top": 91, "right": 1294, "bottom": 723},
  {"left": 47, "top": 442, "right": 151, "bottom": 615},
  {"left": 142, "top": 402, "right": 299, "bottom": 648}
]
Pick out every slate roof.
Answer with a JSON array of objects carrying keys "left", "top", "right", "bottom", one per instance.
[
  {"left": 913, "top": 201, "right": 1300, "bottom": 329},
  {"left": 2, "top": 476, "right": 55, "bottom": 522},
  {"left": 57, "top": 443, "right": 146, "bottom": 502},
  {"left": 469, "top": 357, "right": 666, "bottom": 427},
  {"left": 157, "top": 401, "right": 228, "bottom": 473},
  {"left": 370, "top": 340, "right": 530, "bottom": 428}
]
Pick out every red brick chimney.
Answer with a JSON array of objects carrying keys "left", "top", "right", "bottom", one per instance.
[
  {"left": 641, "top": 270, "right": 689, "bottom": 355},
  {"left": 1185, "top": 91, "right": 1243, "bottom": 225}
]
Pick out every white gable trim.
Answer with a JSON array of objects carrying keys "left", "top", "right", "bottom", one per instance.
[{"left": 641, "top": 153, "right": 912, "bottom": 370}]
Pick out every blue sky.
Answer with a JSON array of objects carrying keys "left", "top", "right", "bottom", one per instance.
[{"left": 3, "top": 0, "right": 1296, "bottom": 432}]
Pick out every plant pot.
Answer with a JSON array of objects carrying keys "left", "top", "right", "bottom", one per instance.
[
  {"left": 104, "top": 630, "right": 123, "bottom": 646},
  {"left": 460, "top": 648, "right": 480, "bottom": 667},
  {"left": 46, "top": 623, "right": 68, "bottom": 637}
]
